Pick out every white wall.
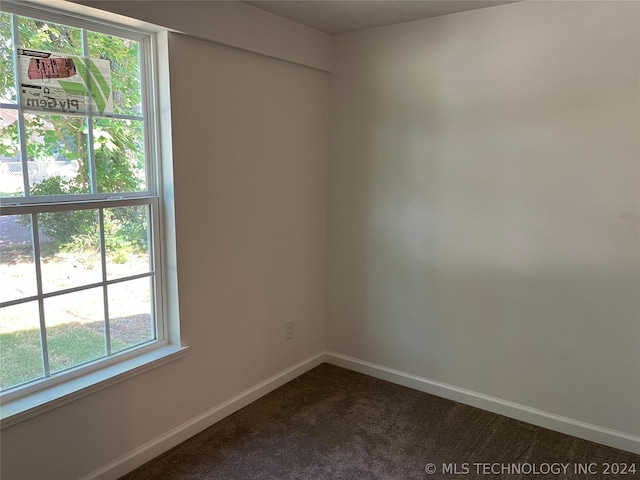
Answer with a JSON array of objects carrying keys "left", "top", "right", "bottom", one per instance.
[
  {"left": 3, "top": 1, "right": 639, "bottom": 477},
  {"left": 327, "top": 0, "right": 640, "bottom": 438},
  {"left": 1, "top": 32, "right": 328, "bottom": 479}
]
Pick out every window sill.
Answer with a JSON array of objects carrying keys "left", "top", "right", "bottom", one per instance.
[{"left": 0, "top": 344, "right": 189, "bottom": 429}]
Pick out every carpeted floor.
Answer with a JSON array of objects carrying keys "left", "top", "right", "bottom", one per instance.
[{"left": 121, "top": 364, "right": 639, "bottom": 479}]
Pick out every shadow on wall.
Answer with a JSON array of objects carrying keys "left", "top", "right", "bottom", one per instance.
[{"left": 327, "top": 0, "right": 639, "bottom": 437}]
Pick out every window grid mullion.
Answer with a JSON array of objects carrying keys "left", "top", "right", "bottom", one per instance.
[
  {"left": 1, "top": 196, "right": 156, "bottom": 215},
  {"left": 86, "top": 113, "right": 98, "bottom": 194},
  {"left": 30, "top": 213, "right": 50, "bottom": 378},
  {"left": 0, "top": 271, "right": 155, "bottom": 308},
  {"left": 10, "top": 13, "right": 30, "bottom": 197},
  {"left": 98, "top": 208, "right": 112, "bottom": 355},
  {"left": 0, "top": 103, "right": 144, "bottom": 122},
  {"left": 82, "top": 28, "right": 99, "bottom": 195}
]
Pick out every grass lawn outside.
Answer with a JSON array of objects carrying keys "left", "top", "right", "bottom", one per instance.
[{"left": 0, "top": 240, "right": 153, "bottom": 391}]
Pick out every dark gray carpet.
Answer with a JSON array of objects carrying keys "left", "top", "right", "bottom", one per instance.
[{"left": 121, "top": 364, "right": 640, "bottom": 479}]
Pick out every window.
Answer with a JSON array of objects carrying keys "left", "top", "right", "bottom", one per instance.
[{"left": 0, "top": 2, "right": 177, "bottom": 406}]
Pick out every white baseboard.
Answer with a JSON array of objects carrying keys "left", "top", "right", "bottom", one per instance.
[
  {"left": 81, "top": 350, "right": 639, "bottom": 480},
  {"left": 325, "top": 351, "right": 640, "bottom": 455},
  {"left": 80, "top": 352, "right": 326, "bottom": 480}
]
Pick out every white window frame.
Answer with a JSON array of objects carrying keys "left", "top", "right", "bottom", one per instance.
[{"left": 0, "top": 0, "right": 186, "bottom": 428}]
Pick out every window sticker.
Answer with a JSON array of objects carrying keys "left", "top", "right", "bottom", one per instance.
[{"left": 17, "top": 48, "right": 113, "bottom": 116}]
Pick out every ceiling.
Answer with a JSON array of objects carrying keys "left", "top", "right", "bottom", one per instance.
[{"left": 243, "top": 0, "right": 520, "bottom": 35}]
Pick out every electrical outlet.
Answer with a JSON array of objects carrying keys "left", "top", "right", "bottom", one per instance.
[{"left": 285, "top": 320, "right": 294, "bottom": 340}]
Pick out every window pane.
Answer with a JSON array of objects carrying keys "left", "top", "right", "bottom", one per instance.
[
  {"left": 0, "top": 214, "right": 37, "bottom": 303},
  {"left": 0, "top": 108, "right": 23, "bottom": 197},
  {"left": 45, "top": 287, "right": 106, "bottom": 374},
  {"left": 0, "top": 12, "right": 16, "bottom": 104},
  {"left": 2, "top": 11, "right": 161, "bottom": 392},
  {"left": 95, "top": 118, "right": 146, "bottom": 193},
  {"left": 38, "top": 209, "right": 102, "bottom": 293},
  {"left": 17, "top": 16, "right": 82, "bottom": 55},
  {"left": 87, "top": 31, "right": 141, "bottom": 116},
  {"left": 25, "top": 114, "right": 90, "bottom": 196},
  {"left": 108, "top": 278, "right": 154, "bottom": 353},
  {"left": 0, "top": 301, "right": 44, "bottom": 390},
  {"left": 105, "top": 205, "right": 150, "bottom": 280}
]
